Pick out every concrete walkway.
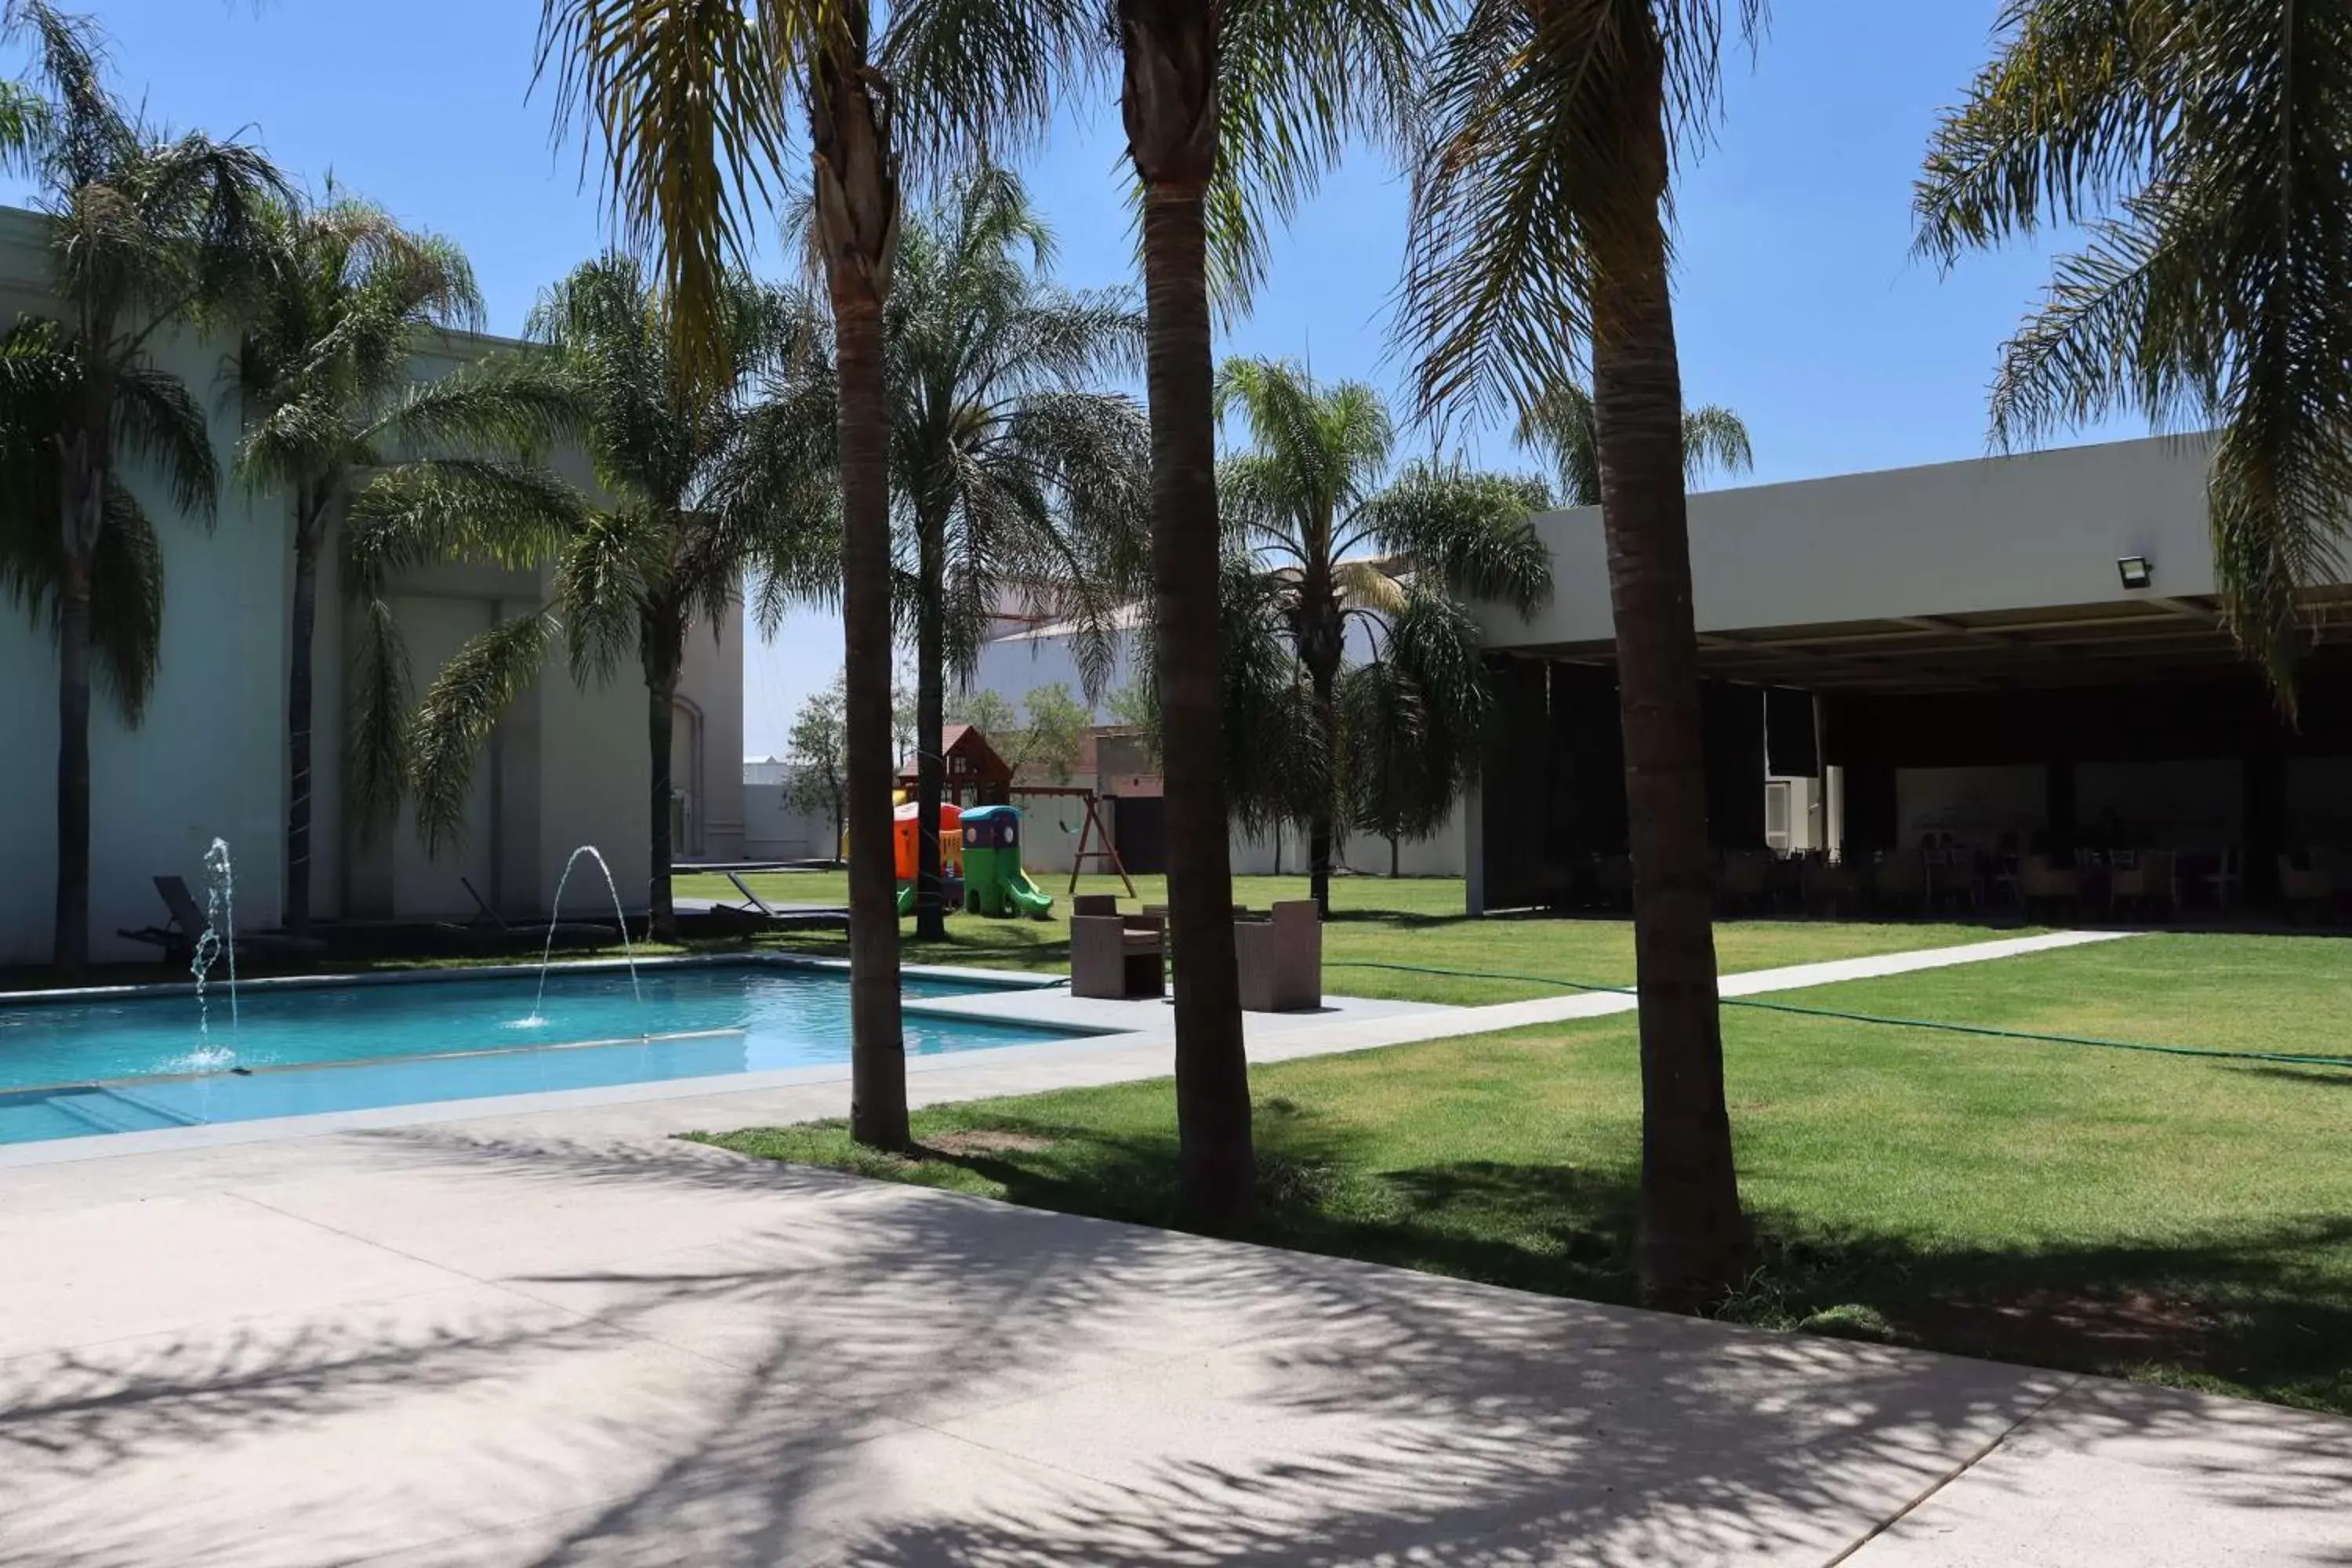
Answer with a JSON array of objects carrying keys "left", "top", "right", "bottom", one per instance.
[{"left": 3, "top": 1116, "right": 2344, "bottom": 1566}]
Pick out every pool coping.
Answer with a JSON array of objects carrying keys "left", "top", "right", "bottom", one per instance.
[
  {"left": 0, "top": 955, "right": 1110, "bottom": 1158},
  {"left": 0, "top": 1022, "right": 1176, "bottom": 1168},
  {"left": 0, "top": 949, "right": 1065, "bottom": 1007}
]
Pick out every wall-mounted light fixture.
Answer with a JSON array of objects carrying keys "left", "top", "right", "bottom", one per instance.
[{"left": 2116, "top": 555, "right": 2154, "bottom": 590}]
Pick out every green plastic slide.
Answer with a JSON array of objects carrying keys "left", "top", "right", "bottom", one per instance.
[
  {"left": 1005, "top": 873, "right": 1054, "bottom": 920},
  {"left": 895, "top": 881, "right": 915, "bottom": 916}
]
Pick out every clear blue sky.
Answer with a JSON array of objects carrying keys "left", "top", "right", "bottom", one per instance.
[{"left": 33, "top": 2, "right": 2129, "bottom": 754}]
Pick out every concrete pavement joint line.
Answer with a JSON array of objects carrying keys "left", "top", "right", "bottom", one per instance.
[
  {"left": 223, "top": 1187, "right": 503, "bottom": 1293},
  {"left": 223, "top": 1185, "right": 788, "bottom": 1380},
  {"left": 1817, "top": 1374, "right": 2083, "bottom": 1567}
]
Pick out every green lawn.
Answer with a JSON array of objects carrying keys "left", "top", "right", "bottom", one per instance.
[
  {"left": 681, "top": 870, "right": 2018, "bottom": 1004},
  {"left": 703, "top": 931, "right": 2352, "bottom": 1417}
]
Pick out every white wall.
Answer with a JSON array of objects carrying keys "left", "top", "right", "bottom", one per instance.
[
  {"left": 1490, "top": 434, "right": 2229, "bottom": 648},
  {"left": 679, "top": 598, "right": 746, "bottom": 860},
  {"left": 0, "top": 205, "right": 743, "bottom": 960},
  {"left": 969, "top": 632, "right": 1135, "bottom": 722},
  {"left": 744, "top": 779, "right": 837, "bottom": 862},
  {"left": 0, "top": 255, "right": 289, "bottom": 962},
  {"left": 1227, "top": 808, "right": 1465, "bottom": 878}
]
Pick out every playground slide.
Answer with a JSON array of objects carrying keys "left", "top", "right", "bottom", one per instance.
[
  {"left": 895, "top": 882, "right": 915, "bottom": 916},
  {"left": 1004, "top": 873, "right": 1054, "bottom": 920}
]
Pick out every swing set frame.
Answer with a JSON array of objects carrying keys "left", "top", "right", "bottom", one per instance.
[{"left": 1013, "top": 785, "right": 1136, "bottom": 897}]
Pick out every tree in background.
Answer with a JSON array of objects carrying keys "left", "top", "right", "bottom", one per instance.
[
  {"left": 1105, "top": 676, "right": 1156, "bottom": 739},
  {"left": 396, "top": 255, "right": 833, "bottom": 942},
  {"left": 1918, "top": 2, "right": 2352, "bottom": 702},
  {"left": 786, "top": 673, "right": 850, "bottom": 861},
  {"left": 765, "top": 166, "right": 1149, "bottom": 940},
  {"left": 902, "top": 0, "right": 1430, "bottom": 1223},
  {"left": 535, "top": 0, "right": 1430, "bottom": 1195},
  {"left": 0, "top": 2, "right": 286, "bottom": 975},
  {"left": 1400, "top": 0, "right": 1762, "bottom": 1307},
  {"left": 232, "top": 193, "right": 578, "bottom": 937},
  {"left": 1214, "top": 358, "right": 1551, "bottom": 917},
  {"left": 1515, "top": 380, "right": 1753, "bottom": 506},
  {"left": 536, "top": 0, "right": 923, "bottom": 1148},
  {"left": 950, "top": 683, "right": 1089, "bottom": 784}
]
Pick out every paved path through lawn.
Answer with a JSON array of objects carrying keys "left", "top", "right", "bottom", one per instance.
[{"left": 2, "top": 1105, "right": 2343, "bottom": 1566}]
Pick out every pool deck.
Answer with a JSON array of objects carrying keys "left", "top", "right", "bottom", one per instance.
[{"left": 5, "top": 926, "right": 2343, "bottom": 1565}]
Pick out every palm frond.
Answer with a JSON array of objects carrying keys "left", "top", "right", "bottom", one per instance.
[
  {"left": 408, "top": 610, "right": 556, "bottom": 853},
  {"left": 532, "top": 0, "right": 798, "bottom": 390},
  {"left": 1680, "top": 402, "right": 1753, "bottom": 486},
  {"left": 1206, "top": 0, "right": 1434, "bottom": 310},
  {"left": 1513, "top": 379, "right": 1600, "bottom": 506},
  {"left": 1343, "top": 584, "right": 1492, "bottom": 842},
  {"left": 1920, "top": 0, "right": 2352, "bottom": 703},
  {"left": 1352, "top": 459, "right": 1552, "bottom": 616},
  {"left": 88, "top": 481, "right": 161, "bottom": 723},
  {"left": 557, "top": 503, "right": 666, "bottom": 683},
  {"left": 343, "top": 459, "right": 586, "bottom": 592},
  {"left": 346, "top": 593, "right": 413, "bottom": 831},
  {"left": 111, "top": 358, "right": 218, "bottom": 522},
  {"left": 1913, "top": 0, "right": 2171, "bottom": 263},
  {"left": 1401, "top": 0, "right": 1763, "bottom": 429},
  {"left": 364, "top": 353, "right": 585, "bottom": 457},
  {"left": 882, "top": 0, "right": 1101, "bottom": 187}
]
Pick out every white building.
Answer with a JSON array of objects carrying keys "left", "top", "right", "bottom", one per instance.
[
  {"left": 1467, "top": 432, "right": 2352, "bottom": 913},
  {"left": 0, "top": 208, "right": 742, "bottom": 964}
]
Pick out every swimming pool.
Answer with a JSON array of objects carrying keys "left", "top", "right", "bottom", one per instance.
[{"left": 0, "top": 961, "right": 1085, "bottom": 1146}]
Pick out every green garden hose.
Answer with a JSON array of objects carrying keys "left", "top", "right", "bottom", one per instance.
[{"left": 1324, "top": 959, "right": 2352, "bottom": 1071}]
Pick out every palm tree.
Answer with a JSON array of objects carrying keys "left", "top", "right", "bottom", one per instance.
[
  {"left": 394, "top": 254, "right": 833, "bottom": 942},
  {"left": 1918, "top": 2, "right": 2352, "bottom": 702},
  {"left": 1516, "top": 381, "right": 1753, "bottom": 506},
  {"left": 231, "top": 194, "right": 579, "bottom": 938},
  {"left": 880, "top": 168, "right": 1148, "bottom": 940},
  {"left": 1399, "top": 0, "right": 1762, "bottom": 1308},
  {"left": 0, "top": 2, "right": 287, "bottom": 976},
  {"left": 532, "top": 0, "right": 1425, "bottom": 1196},
  {"left": 1214, "top": 358, "right": 1550, "bottom": 917},
  {"left": 948, "top": 0, "right": 1423, "bottom": 1224},
  {"left": 760, "top": 167, "right": 1149, "bottom": 941},
  {"left": 536, "top": 0, "right": 921, "bottom": 1147}
]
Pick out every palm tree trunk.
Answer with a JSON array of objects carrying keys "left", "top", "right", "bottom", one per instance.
[
  {"left": 1589, "top": 20, "right": 1748, "bottom": 1310},
  {"left": 53, "top": 557, "right": 93, "bottom": 978},
  {"left": 1124, "top": 0, "right": 1254, "bottom": 1226},
  {"left": 813, "top": 20, "right": 909, "bottom": 1150},
  {"left": 1307, "top": 652, "right": 1338, "bottom": 919},
  {"left": 913, "top": 508, "right": 949, "bottom": 941},
  {"left": 284, "top": 506, "right": 322, "bottom": 939},
  {"left": 644, "top": 593, "right": 684, "bottom": 945},
  {"left": 53, "top": 445, "right": 103, "bottom": 979}
]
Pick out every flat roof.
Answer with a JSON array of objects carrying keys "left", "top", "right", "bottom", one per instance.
[{"left": 1481, "top": 431, "right": 2352, "bottom": 692}]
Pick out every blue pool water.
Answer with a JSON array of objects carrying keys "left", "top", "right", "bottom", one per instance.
[{"left": 0, "top": 963, "right": 1082, "bottom": 1146}]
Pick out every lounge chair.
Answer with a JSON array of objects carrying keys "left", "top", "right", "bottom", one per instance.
[
  {"left": 118, "top": 876, "right": 327, "bottom": 965},
  {"left": 437, "top": 877, "right": 614, "bottom": 953},
  {"left": 700, "top": 871, "right": 850, "bottom": 933}
]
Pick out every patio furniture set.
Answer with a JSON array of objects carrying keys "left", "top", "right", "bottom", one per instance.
[{"left": 1068, "top": 895, "right": 1323, "bottom": 1011}]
